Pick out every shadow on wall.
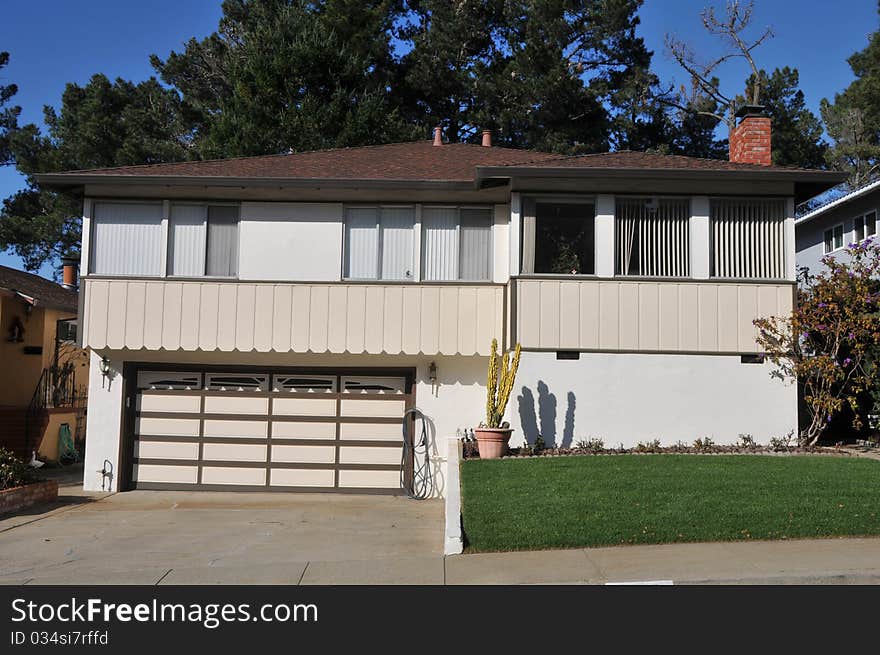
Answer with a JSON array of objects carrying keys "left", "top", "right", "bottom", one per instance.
[{"left": 517, "top": 381, "right": 576, "bottom": 447}]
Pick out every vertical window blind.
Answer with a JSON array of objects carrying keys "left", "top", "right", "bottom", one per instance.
[
  {"left": 168, "top": 205, "right": 207, "bottom": 276},
  {"left": 421, "top": 207, "right": 492, "bottom": 281},
  {"left": 343, "top": 206, "right": 415, "bottom": 280},
  {"left": 615, "top": 198, "right": 690, "bottom": 276},
  {"left": 90, "top": 202, "right": 164, "bottom": 276},
  {"left": 710, "top": 198, "right": 785, "bottom": 278},
  {"left": 206, "top": 206, "right": 239, "bottom": 277}
]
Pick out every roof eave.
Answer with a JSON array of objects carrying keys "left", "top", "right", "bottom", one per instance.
[
  {"left": 796, "top": 178, "right": 880, "bottom": 226},
  {"left": 475, "top": 165, "right": 847, "bottom": 203},
  {"left": 33, "top": 173, "right": 477, "bottom": 192}
]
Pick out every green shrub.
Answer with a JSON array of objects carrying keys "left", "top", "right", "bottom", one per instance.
[{"left": 0, "top": 447, "right": 39, "bottom": 490}]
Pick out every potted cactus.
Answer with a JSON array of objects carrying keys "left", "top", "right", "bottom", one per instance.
[{"left": 474, "top": 338, "right": 522, "bottom": 459}]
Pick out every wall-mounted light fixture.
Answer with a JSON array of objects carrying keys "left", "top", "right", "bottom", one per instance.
[
  {"left": 99, "top": 356, "right": 113, "bottom": 389},
  {"left": 428, "top": 361, "right": 437, "bottom": 384}
]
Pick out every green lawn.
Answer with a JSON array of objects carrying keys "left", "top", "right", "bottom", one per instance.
[{"left": 460, "top": 455, "right": 880, "bottom": 552}]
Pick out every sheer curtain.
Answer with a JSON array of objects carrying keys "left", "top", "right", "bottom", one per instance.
[
  {"left": 379, "top": 207, "right": 414, "bottom": 280},
  {"left": 206, "top": 205, "right": 239, "bottom": 277}
]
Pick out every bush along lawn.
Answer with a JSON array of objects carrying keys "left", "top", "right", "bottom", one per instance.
[{"left": 460, "top": 455, "right": 880, "bottom": 552}]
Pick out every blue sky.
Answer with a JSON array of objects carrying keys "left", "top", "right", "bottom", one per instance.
[{"left": 1, "top": 0, "right": 877, "bottom": 277}]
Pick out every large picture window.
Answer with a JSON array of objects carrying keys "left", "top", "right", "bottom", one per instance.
[
  {"left": 344, "top": 206, "right": 415, "bottom": 280},
  {"left": 521, "top": 200, "right": 595, "bottom": 274},
  {"left": 422, "top": 207, "right": 492, "bottom": 281}
]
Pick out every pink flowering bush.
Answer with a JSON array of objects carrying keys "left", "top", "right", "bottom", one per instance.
[{"left": 754, "top": 239, "right": 880, "bottom": 446}]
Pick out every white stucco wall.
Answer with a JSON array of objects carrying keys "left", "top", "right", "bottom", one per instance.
[
  {"left": 82, "top": 350, "right": 125, "bottom": 491},
  {"left": 238, "top": 202, "right": 343, "bottom": 281},
  {"left": 508, "top": 351, "right": 797, "bottom": 448}
]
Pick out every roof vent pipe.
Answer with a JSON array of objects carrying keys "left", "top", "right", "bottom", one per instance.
[
  {"left": 481, "top": 130, "right": 492, "bottom": 147},
  {"left": 433, "top": 126, "right": 443, "bottom": 146}
]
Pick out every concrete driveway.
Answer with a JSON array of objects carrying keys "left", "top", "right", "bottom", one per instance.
[{"left": 0, "top": 483, "right": 444, "bottom": 585}]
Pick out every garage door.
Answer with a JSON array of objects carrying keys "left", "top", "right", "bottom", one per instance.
[{"left": 129, "top": 368, "right": 413, "bottom": 493}]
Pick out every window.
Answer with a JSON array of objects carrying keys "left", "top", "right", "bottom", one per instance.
[
  {"left": 344, "top": 206, "right": 414, "bottom": 280},
  {"left": 522, "top": 201, "right": 595, "bottom": 274},
  {"left": 422, "top": 207, "right": 492, "bottom": 281},
  {"left": 137, "top": 372, "right": 202, "bottom": 391},
  {"left": 90, "top": 202, "right": 164, "bottom": 275},
  {"left": 710, "top": 198, "right": 786, "bottom": 278},
  {"left": 341, "top": 376, "right": 406, "bottom": 394},
  {"left": 205, "top": 374, "right": 268, "bottom": 392},
  {"left": 169, "top": 204, "right": 239, "bottom": 277},
  {"left": 615, "top": 198, "right": 690, "bottom": 276},
  {"left": 271, "top": 375, "right": 336, "bottom": 393},
  {"left": 853, "top": 211, "right": 876, "bottom": 243},
  {"left": 823, "top": 224, "right": 844, "bottom": 254},
  {"left": 56, "top": 319, "right": 77, "bottom": 343}
]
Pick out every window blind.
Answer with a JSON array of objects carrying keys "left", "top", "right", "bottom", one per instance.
[
  {"left": 168, "top": 204, "right": 207, "bottom": 276},
  {"left": 90, "top": 202, "right": 164, "bottom": 276}
]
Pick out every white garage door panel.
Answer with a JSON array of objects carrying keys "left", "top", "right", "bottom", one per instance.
[
  {"left": 203, "top": 419, "right": 268, "bottom": 438},
  {"left": 133, "top": 370, "right": 410, "bottom": 493},
  {"left": 340, "top": 398, "right": 406, "bottom": 417},
  {"left": 135, "top": 441, "right": 200, "bottom": 460},
  {"left": 339, "top": 446, "right": 402, "bottom": 465},
  {"left": 138, "top": 394, "right": 201, "bottom": 413},
  {"left": 273, "top": 397, "right": 337, "bottom": 416},
  {"left": 272, "top": 421, "right": 337, "bottom": 439},
  {"left": 202, "top": 443, "right": 268, "bottom": 462},
  {"left": 339, "top": 423, "right": 402, "bottom": 441},
  {"left": 138, "top": 417, "right": 201, "bottom": 437},
  {"left": 270, "top": 468, "right": 335, "bottom": 487},
  {"left": 201, "top": 467, "right": 267, "bottom": 486},
  {"left": 271, "top": 445, "right": 336, "bottom": 464},
  {"left": 134, "top": 464, "right": 198, "bottom": 484},
  {"left": 204, "top": 396, "right": 269, "bottom": 415},
  {"left": 338, "top": 470, "right": 400, "bottom": 489}
]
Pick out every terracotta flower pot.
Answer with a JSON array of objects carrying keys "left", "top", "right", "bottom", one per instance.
[{"left": 474, "top": 427, "right": 513, "bottom": 459}]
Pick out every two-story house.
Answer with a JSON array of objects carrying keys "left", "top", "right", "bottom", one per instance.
[
  {"left": 38, "top": 113, "right": 844, "bottom": 496},
  {"left": 796, "top": 178, "right": 880, "bottom": 275}
]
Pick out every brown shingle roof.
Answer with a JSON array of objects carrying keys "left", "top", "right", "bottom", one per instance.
[
  {"left": 49, "top": 141, "right": 559, "bottom": 182},
  {"left": 0, "top": 266, "right": 78, "bottom": 313},
  {"left": 506, "top": 150, "right": 812, "bottom": 172}
]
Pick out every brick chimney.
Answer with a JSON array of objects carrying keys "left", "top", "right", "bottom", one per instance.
[
  {"left": 432, "top": 126, "right": 443, "bottom": 146},
  {"left": 729, "top": 105, "right": 771, "bottom": 166},
  {"left": 61, "top": 255, "right": 78, "bottom": 290},
  {"left": 481, "top": 129, "right": 492, "bottom": 147}
]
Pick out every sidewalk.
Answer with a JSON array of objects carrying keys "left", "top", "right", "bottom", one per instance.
[{"left": 444, "top": 537, "right": 880, "bottom": 585}]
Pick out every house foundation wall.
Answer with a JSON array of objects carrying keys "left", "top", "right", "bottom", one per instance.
[{"left": 509, "top": 351, "right": 797, "bottom": 448}]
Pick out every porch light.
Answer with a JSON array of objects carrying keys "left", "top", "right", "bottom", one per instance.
[
  {"left": 428, "top": 361, "right": 437, "bottom": 384},
  {"left": 99, "top": 356, "right": 112, "bottom": 389}
]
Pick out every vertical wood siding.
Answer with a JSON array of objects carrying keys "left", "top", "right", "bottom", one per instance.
[
  {"left": 83, "top": 279, "right": 504, "bottom": 356},
  {"left": 515, "top": 278, "right": 793, "bottom": 353}
]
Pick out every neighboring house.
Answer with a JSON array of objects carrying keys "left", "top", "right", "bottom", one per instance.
[
  {"left": 37, "top": 113, "right": 844, "bottom": 496},
  {"left": 796, "top": 178, "right": 880, "bottom": 275},
  {"left": 0, "top": 264, "right": 89, "bottom": 462}
]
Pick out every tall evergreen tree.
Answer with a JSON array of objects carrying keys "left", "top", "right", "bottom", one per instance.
[
  {"left": 742, "top": 67, "right": 826, "bottom": 168},
  {"left": 0, "top": 51, "right": 19, "bottom": 166},
  {"left": 153, "top": 0, "right": 416, "bottom": 158},
  {"left": 1, "top": 75, "right": 192, "bottom": 270},
  {"left": 821, "top": 2, "right": 880, "bottom": 186}
]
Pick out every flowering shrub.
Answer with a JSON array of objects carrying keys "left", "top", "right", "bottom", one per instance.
[
  {"left": 754, "top": 239, "right": 880, "bottom": 446},
  {"left": 0, "top": 447, "right": 38, "bottom": 490}
]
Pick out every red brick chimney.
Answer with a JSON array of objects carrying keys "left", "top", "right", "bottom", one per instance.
[
  {"left": 729, "top": 105, "right": 771, "bottom": 166},
  {"left": 61, "top": 255, "right": 78, "bottom": 290},
  {"left": 481, "top": 130, "right": 492, "bottom": 147},
  {"left": 432, "top": 126, "right": 443, "bottom": 146}
]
